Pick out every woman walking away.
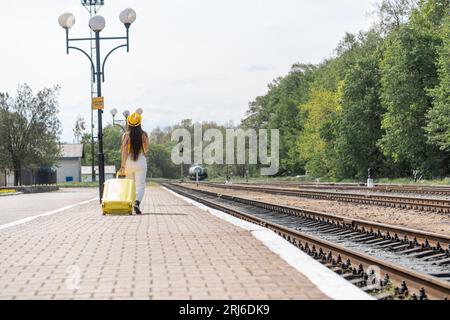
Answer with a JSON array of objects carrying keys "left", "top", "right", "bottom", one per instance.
[{"left": 118, "top": 111, "right": 149, "bottom": 214}]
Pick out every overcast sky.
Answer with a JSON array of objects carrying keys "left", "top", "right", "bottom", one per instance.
[{"left": 0, "top": 0, "right": 378, "bottom": 142}]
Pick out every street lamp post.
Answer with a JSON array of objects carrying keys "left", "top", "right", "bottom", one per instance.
[
  {"left": 81, "top": 0, "right": 104, "bottom": 183},
  {"left": 58, "top": 8, "right": 136, "bottom": 201},
  {"left": 110, "top": 109, "right": 130, "bottom": 131}
]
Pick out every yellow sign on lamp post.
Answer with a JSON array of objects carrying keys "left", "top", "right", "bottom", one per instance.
[{"left": 92, "top": 97, "right": 104, "bottom": 110}]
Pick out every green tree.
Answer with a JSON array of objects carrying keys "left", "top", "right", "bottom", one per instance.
[
  {"left": 103, "top": 125, "right": 122, "bottom": 170},
  {"left": 297, "top": 86, "right": 342, "bottom": 178},
  {"left": 425, "top": 11, "right": 450, "bottom": 152},
  {"left": 376, "top": 0, "right": 418, "bottom": 32},
  {"left": 82, "top": 124, "right": 122, "bottom": 170},
  {"left": 0, "top": 84, "right": 61, "bottom": 185},
  {"left": 334, "top": 31, "right": 386, "bottom": 179},
  {"left": 242, "top": 64, "right": 316, "bottom": 175},
  {"left": 147, "top": 142, "right": 178, "bottom": 178},
  {"left": 81, "top": 133, "right": 96, "bottom": 167},
  {"left": 378, "top": 25, "right": 443, "bottom": 175},
  {"left": 409, "top": 0, "right": 449, "bottom": 36}
]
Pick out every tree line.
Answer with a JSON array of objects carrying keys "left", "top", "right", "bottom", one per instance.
[{"left": 241, "top": 0, "right": 449, "bottom": 180}]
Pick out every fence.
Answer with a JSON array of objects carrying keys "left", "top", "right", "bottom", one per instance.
[{"left": 0, "top": 168, "right": 57, "bottom": 187}]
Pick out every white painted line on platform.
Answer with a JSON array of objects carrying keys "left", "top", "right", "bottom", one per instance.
[
  {"left": 164, "top": 186, "right": 374, "bottom": 300},
  {"left": 0, "top": 198, "right": 99, "bottom": 231}
]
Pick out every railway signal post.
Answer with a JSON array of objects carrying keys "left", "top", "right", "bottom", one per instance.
[{"left": 368, "top": 168, "right": 374, "bottom": 188}]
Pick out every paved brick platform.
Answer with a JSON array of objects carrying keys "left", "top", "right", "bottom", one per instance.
[{"left": 0, "top": 186, "right": 328, "bottom": 300}]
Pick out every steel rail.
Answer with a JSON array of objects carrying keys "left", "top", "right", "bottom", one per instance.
[
  {"left": 241, "top": 181, "right": 450, "bottom": 195},
  {"left": 197, "top": 182, "right": 450, "bottom": 213}
]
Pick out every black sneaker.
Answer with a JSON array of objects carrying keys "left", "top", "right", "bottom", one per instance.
[{"left": 134, "top": 200, "right": 142, "bottom": 215}]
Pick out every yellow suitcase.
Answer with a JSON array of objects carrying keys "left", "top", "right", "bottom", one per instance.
[{"left": 102, "top": 176, "right": 136, "bottom": 215}]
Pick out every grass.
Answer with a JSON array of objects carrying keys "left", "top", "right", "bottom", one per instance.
[
  {"left": 374, "top": 177, "right": 450, "bottom": 186},
  {"left": 57, "top": 181, "right": 99, "bottom": 188}
]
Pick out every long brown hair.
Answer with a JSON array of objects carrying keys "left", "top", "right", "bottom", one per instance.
[{"left": 128, "top": 125, "right": 143, "bottom": 161}]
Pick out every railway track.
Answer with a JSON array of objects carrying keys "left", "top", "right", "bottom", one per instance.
[
  {"left": 163, "top": 182, "right": 450, "bottom": 300},
  {"left": 240, "top": 182, "right": 450, "bottom": 196},
  {"left": 196, "top": 182, "right": 450, "bottom": 213}
]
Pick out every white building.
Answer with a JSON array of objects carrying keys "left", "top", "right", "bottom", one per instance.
[
  {"left": 82, "top": 166, "right": 116, "bottom": 182},
  {"left": 56, "top": 144, "right": 84, "bottom": 183}
]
